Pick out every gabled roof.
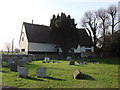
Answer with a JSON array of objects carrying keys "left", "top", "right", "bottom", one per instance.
[
  {"left": 23, "top": 22, "right": 52, "bottom": 43},
  {"left": 23, "top": 22, "right": 93, "bottom": 46},
  {"left": 78, "top": 29, "right": 93, "bottom": 46}
]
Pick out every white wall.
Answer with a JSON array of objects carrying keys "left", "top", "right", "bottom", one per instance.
[
  {"left": 19, "top": 25, "right": 28, "bottom": 54},
  {"left": 74, "top": 45, "right": 94, "bottom": 53},
  {"left": 74, "top": 45, "right": 81, "bottom": 53},
  {"left": 29, "top": 42, "right": 57, "bottom": 52}
]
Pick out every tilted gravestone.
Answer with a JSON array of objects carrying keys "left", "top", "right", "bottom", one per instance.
[
  {"left": 73, "top": 70, "right": 85, "bottom": 79},
  {"left": 69, "top": 60, "right": 75, "bottom": 65},
  {"left": 17, "top": 67, "right": 28, "bottom": 78},
  {"left": 9, "top": 62, "right": 18, "bottom": 72},
  {"left": 36, "top": 68, "right": 46, "bottom": 78}
]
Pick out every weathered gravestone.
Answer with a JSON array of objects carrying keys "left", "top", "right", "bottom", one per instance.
[
  {"left": 73, "top": 70, "right": 85, "bottom": 79},
  {"left": 9, "top": 62, "right": 18, "bottom": 72},
  {"left": 36, "top": 68, "right": 46, "bottom": 78},
  {"left": 6, "top": 59, "right": 14, "bottom": 67},
  {"left": 44, "top": 57, "right": 50, "bottom": 63},
  {"left": 69, "top": 60, "right": 75, "bottom": 65},
  {"left": 18, "top": 60, "right": 24, "bottom": 67},
  {"left": 17, "top": 67, "right": 28, "bottom": 78},
  {"left": 67, "top": 56, "right": 72, "bottom": 60},
  {"left": 22, "top": 57, "right": 29, "bottom": 64}
]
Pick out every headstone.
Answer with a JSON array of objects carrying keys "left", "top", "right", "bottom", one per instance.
[
  {"left": 69, "top": 60, "right": 75, "bottom": 65},
  {"left": 17, "top": 67, "right": 28, "bottom": 78},
  {"left": 22, "top": 57, "right": 28, "bottom": 64},
  {"left": 36, "top": 68, "right": 46, "bottom": 78},
  {"left": 73, "top": 70, "right": 85, "bottom": 79},
  {"left": 9, "top": 62, "right": 18, "bottom": 72},
  {"left": 12, "top": 57, "right": 18, "bottom": 64},
  {"left": 18, "top": 60, "right": 24, "bottom": 67},
  {"left": 6, "top": 59, "right": 14, "bottom": 67},
  {"left": 44, "top": 57, "right": 50, "bottom": 63},
  {"left": 67, "top": 56, "right": 72, "bottom": 60}
]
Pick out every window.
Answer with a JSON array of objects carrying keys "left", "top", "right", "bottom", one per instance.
[
  {"left": 21, "top": 49, "right": 25, "bottom": 52},
  {"left": 86, "top": 49, "right": 91, "bottom": 52}
]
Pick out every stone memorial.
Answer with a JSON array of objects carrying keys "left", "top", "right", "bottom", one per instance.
[
  {"left": 69, "top": 60, "right": 75, "bottom": 65},
  {"left": 36, "top": 68, "right": 46, "bottom": 78},
  {"left": 73, "top": 70, "right": 85, "bottom": 79},
  {"left": 67, "top": 56, "right": 72, "bottom": 60},
  {"left": 9, "top": 62, "right": 18, "bottom": 72},
  {"left": 6, "top": 59, "right": 14, "bottom": 67},
  {"left": 44, "top": 57, "right": 50, "bottom": 63},
  {"left": 18, "top": 60, "right": 24, "bottom": 67},
  {"left": 17, "top": 67, "right": 28, "bottom": 78}
]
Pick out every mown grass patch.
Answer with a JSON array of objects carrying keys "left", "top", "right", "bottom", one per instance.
[{"left": 1, "top": 58, "right": 119, "bottom": 88}]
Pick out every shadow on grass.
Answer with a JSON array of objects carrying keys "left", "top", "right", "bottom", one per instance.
[
  {"left": 0, "top": 70, "right": 8, "bottom": 73},
  {"left": 24, "top": 76, "right": 44, "bottom": 81},
  {"left": 46, "top": 77, "right": 66, "bottom": 81},
  {"left": 83, "top": 74, "right": 96, "bottom": 80}
]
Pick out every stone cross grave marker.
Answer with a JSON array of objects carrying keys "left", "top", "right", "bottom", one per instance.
[
  {"left": 17, "top": 67, "right": 28, "bottom": 78},
  {"left": 36, "top": 68, "right": 46, "bottom": 78}
]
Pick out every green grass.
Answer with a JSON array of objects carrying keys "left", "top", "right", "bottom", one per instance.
[{"left": 1, "top": 58, "right": 119, "bottom": 88}]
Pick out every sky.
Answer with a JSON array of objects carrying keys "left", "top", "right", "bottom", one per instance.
[{"left": 0, "top": 0, "right": 119, "bottom": 51}]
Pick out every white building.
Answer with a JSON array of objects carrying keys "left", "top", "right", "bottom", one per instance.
[{"left": 19, "top": 22, "right": 94, "bottom": 57}]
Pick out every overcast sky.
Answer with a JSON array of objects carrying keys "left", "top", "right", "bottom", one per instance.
[{"left": 0, "top": 0, "right": 119, "bottom": 50}]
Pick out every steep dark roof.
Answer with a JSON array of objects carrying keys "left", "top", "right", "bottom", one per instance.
[
  {"left": 23, "top": 22, "right": 52, "bottom": 43},
  {"left": 23, "top": 22, "right": 93, "bottom": 46},
  {"left": 77, "top": 29, "right": 93, "bottom": 46}
]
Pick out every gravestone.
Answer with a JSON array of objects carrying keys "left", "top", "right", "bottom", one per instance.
[
  {"left": 17, "top": 67, "right": 28, "bottom": 78},
  {"left": 9, "top": 62, "right": 18, "bottom": 72},
  {"left": 18, "top": 60, "right": 24, "bottom": 67},
  {"left": 6, "top": 59, "right": 14, "bottom": 67},
  {"left": 12, "top": 57, "right": 18, "bottom": 65},
  {"left": 44, "top": 57, "right": 50, "bottom": 63},
  {"left": 22, "top": 57, "right": 28, "bottom": 64},
  {"left": 73, "top": 70, "right": 85, "bottom": 79},
  {"left": 69, "top": 60, "right": 75, "bottom": 65},
  {"left": 67, "top": 56, "right": 72, "bottom": 60},
  {"left": 36, "top": 68, "right": 46, "bottom": 78}
]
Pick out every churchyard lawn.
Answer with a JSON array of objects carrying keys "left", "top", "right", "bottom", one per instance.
[{"left": 1, "top": 58, "right": 119, "bottom": 88}]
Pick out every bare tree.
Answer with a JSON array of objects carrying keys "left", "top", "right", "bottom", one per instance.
[
  {"left": 4, "top": 42, "right": 11, "bottom": 53},
  {"left": 97, "top": 9, "right": 110, "bottom": 42},
  {"left": 107, "top": 5, "right": 119, "bottom": 34},
  {"left": 81, "top": 11, "right": 99, "bottom": 51}
]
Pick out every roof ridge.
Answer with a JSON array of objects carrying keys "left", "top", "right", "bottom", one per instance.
[{"left": 23, "top": 22, "right": 49, "bottom": 27}]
